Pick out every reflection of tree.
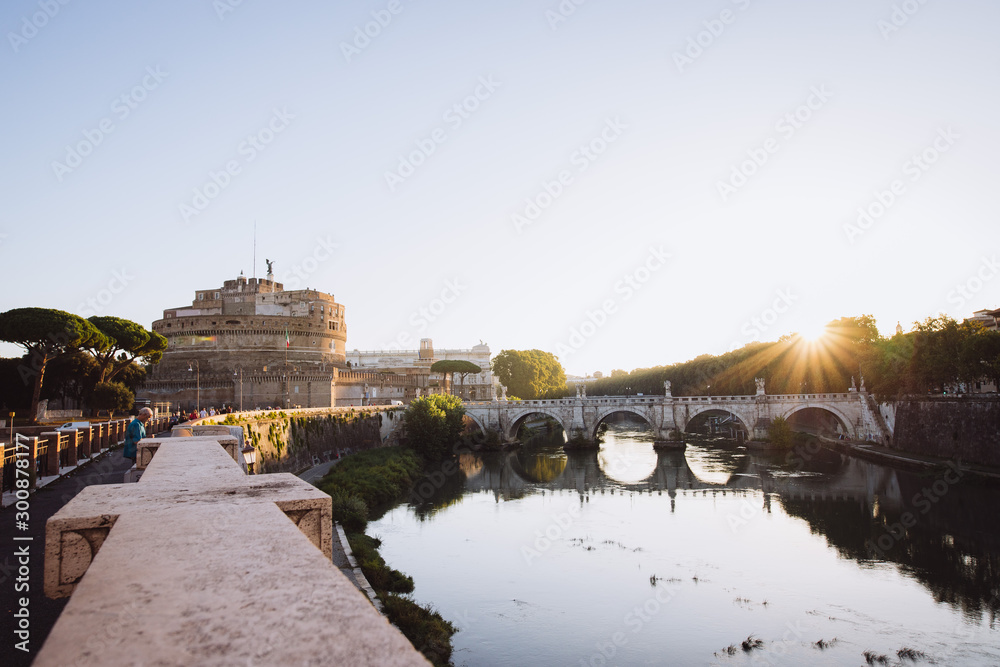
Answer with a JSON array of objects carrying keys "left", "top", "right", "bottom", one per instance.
[
  {"left": 410, "top": 462, "right": 468, "bottom": 520},
  {"left": 779, "top": 474, "right": 1000, "bottom": 621}
]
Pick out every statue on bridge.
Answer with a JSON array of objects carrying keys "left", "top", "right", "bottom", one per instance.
[
  {"left": 755, "top": 377, "right": 766, "bottom": 395},
  {"left": 860, "top": 376, "right": 866, "bottom": 392},
  {"left": 850, "top": 376, "right": 857, "bottom": 392},
  {"left": 499, "top": 384, "right": 507, "bottom": 401},
  {"left": 664, "top": 380, "right": 672, "bottom": 396}
]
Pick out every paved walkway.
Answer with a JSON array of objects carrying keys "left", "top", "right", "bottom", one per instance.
[{"left": 2, "top": 446, "right": 136, "bottom": 666}]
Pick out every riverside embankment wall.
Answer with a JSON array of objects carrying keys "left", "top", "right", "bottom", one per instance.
[
  {"left": 892, "top": 397, "right": 1000, "bottom": 467},
  {"left": 200, "top": 406, "right": 404, "bottom": 473}
]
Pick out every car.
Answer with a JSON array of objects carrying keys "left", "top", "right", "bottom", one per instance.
[
  {"left": 390, "top": 400, "right": 404, "bottom": 406},
  {"left": 55, "top": 421, "right": 91, "bottom": 432}
]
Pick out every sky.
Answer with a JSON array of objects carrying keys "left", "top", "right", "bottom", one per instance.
[{"left": 2, "top": 0, "right": 998, "bottom": 376}]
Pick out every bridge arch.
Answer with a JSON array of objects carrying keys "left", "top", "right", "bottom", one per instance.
[
  {"left": 504, "top": 408, "right": 571, "bottom": 441},
  {"left": 779, "top": 404, "right": 854, "bottom": 438},
  {"left": 463, "top": 413, "right": 488, "bottom": 435},
  {"left": 683, "top": 404, "right": 753, "bottom": 439},
  {"left": 591, "top": 407, "right": 656, "bottom": 441}
]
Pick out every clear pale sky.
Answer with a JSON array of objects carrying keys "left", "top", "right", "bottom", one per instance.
[{"left": 2, "top": 0, "right": 998, "bottom": 376}]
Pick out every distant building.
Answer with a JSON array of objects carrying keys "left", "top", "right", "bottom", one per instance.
[
  {"left": 968, "top": 308, "right": 1000, "bottom": 331},
  {"left": 346, "top": 339, "right": 498, "bottom": 401}
]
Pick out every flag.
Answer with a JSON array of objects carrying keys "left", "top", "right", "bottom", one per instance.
[{"left": 285, "top": 329, "right": 290, "bottom": 348}]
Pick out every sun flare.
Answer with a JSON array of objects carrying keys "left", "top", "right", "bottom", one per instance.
[{"left": 798, "top": 321, "right": 829, "bottom": 342}]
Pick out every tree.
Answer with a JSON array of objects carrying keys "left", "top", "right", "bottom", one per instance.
[
  {"left": 91, "top": 381, "right": 134, "bottom": 419},
  {"left": 85, "top": 316, "right": 167, "bottom": 383},
  {"left": 0, "top": 308, "right": 107, "bottom": 421},
  {"left": 769, "top": 415, "right": 793, "bottom": 448},
  {"left": 490, "top": 349, "right": 567, "bottom": 399},
  {"left": 403, "top": 394, "right": 466, "bottom": 462},
  {"left": 430, "top": 360, "right": 481, "bottom": 396}
]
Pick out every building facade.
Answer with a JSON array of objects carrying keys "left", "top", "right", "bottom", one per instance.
[
  {"left": 346, "top": 339, "right": 498, "bottom": 401},
  {"left": 140, "top": 272, "right": 418, "bottom": 411}
]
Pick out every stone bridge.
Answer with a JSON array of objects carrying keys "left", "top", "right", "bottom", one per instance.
[{"left": 464, "top": 382, "right": 891, "bottom": 445}]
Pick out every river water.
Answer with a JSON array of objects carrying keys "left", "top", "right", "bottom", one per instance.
[{"left": 370, "top": 422, "right": 1000, "bottom": 666}]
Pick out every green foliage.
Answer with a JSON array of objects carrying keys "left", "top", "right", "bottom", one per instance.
[
  {"left": 430, "top": 359, "right": 482, "bottom": 396},
  {"left": 0, "top": 307, "right": 107, "bottom": 421},
  {"left": 403, "top": 394, "right": 466, "bottom": 461},
  {"left": 330, "top": 490, "right": 369, "bottom": 533},
  {"left": 582, "top": 314, "right": 1000, "bottom": 400},
  {"left": 91, "top": 381, "right": 134, "bottom": 418},
  {"left": 491, "top": 349, "right": 568, "bottom": 399},
  {"left": 380, "top": 594, "right": 456, "bottom": 667},
  {"left": 85, "top": 316, "right": 167, "bottom": 383},
  {"left": 768, "top": 416, "right": 793, "bottom": 448},
  {"left": 318, "top": 446, "right": 423, "bottom": 517},
  {"left": 346, "top": 533, "right": 414, "bottom": 593}
]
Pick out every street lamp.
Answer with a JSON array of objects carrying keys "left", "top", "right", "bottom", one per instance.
[
  {"left": 233, "top": 367, "right": 244, "bottom": 412},
  {"left": 188, "top": 361, "right": 200, "bottom": 413},
  {"left": 242, "top": 443, "right": 257, "bottom": 474}
]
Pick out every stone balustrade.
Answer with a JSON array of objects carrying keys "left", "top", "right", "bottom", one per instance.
[{"left": 38, "top": 435, "right": 427, "bottom": 666}]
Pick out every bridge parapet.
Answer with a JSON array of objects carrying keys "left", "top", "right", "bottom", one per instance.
[{"left": 464, "top": 390, "right": 880, "bottom": 444}]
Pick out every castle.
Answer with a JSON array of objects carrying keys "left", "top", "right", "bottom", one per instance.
[{"left": 140, "top": 268, "right": 495, "bottom": 411}]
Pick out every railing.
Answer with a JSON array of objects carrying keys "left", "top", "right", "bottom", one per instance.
[
  {"left": 35, "top": 438, "right": 49, "bottom": 479},
  {"left": 463, "top": 392, "right": 858, "bottom": 409},
  {"left": 1, "top": 418, "right": 136, "bottom": 503},
  {"left": 1, "top": 443, "right": 14, "bottom": 493}
]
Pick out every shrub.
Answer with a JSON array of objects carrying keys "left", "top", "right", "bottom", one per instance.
[
  {"left": 329, "top": 490, "right": 368, "bottom": 533},
  {"left": 380, "top": 594, "right": 456, "bottom": 667}
]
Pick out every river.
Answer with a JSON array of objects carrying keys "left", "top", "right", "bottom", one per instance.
[{"left": 369, "top": 421, "right": 1000, "bottom": 666}]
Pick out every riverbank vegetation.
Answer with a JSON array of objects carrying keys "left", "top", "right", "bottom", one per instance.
[
  {"left": 584, "top": 315, "right": 1000, "bottom": 401},
  {"left": 318, "top": 440, "right": 459, "bottom": 665}
]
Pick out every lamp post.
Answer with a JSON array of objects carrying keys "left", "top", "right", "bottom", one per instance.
[
  {"left": 242, "top": 443, "right": 257, "bottom": 474},
  {"left": 234, "top": 367, "right": 244, "bottom": 412},
  {"left": 188, "top": 361, "right": 200, "bottom": 413}
]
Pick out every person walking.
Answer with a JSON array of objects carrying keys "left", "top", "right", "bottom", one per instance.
[{"left": 123, "top": 407, "right": 153, "bottom": 465}]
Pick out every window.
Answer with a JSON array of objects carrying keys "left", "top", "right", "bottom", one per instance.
[
  {"left": 198, "top": 293, "right": 204, "bottom": 301},
  {"left": 214, "top": 292, "right": 220, "bottom": 299}
]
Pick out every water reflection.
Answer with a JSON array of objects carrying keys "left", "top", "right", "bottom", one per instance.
[{"left": 412, "top": 423, "right": 1000, "bottom": 623}]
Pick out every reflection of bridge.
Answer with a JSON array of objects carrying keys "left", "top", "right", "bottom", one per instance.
[
  {"left": 460, "top": 446, "right": 902, "bottom": 507},
  {"left": 464, "top": 384, "right": 890, "bottom": 445}
]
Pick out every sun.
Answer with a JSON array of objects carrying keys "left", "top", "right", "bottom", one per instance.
[{"left": 797, "top": 321, "right": 829, "bottom": 343}]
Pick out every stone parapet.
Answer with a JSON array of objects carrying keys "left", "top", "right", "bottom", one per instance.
[{"left": 38, "top": 436, "right": 427, "bottom": 665}]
